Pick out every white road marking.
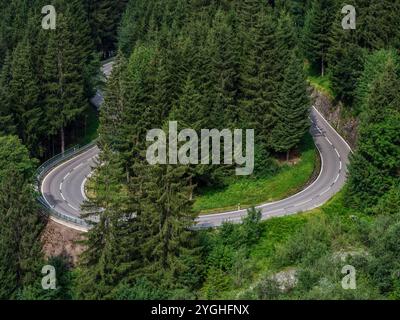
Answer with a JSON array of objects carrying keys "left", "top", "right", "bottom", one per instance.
[
  {"left": 312, "top": 106, "right": 353, "bottom": 153},
  {"left": 334, "top": 173, "right": 340, "bottom": 184},
  {"left": 81, "top": 176, "right": 90, "bottom": 201},
  {"left": 40, "top": 146, "right": 98, "bottom": 210},
  {"left": 74, "top": 163, "right": 83, "bottom": 170},
  {"left": 296, "top": 198, "right": 313, "bottom": 207},
  {"left": 326, "top": 137, "right": 333, "bottom": 146},
  {"left": 67, "top": 203, "right": 79, "bottom": 211},
  {"left": 320, "top": 187, "right": 331, "bottom": 196},
  {"left": 340, "top": 161, "right": 342, "bottom": 171}
]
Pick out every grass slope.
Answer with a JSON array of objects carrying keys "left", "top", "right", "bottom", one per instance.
[{"left": 193, "top": 134, "right": 318, "bottom": 214}]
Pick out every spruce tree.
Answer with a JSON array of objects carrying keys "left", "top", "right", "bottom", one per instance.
[
  {"left": 239, "top": 11, "right": 280, "bottom": 150},
  {"left": 86, "top": 0, "right": 128, "bottom": 57},
  {"left": 42, "top": 12, "right": 86, "bottom": 153},
  {"left": 79, "top": 144, "right": 142, "bottom": 299},
  {"left": 327, "top": 9, "right": 363, "bottom": 106},
  {"left": 0, "top": 53, "right": 15, "bottom": 135},
  {"left": 302, "top": 0, "right": 336, "bottom": 76},
  {"left": 347, "top": 61, "right": 400, "bottom": 210},
  {"left": 138, "top": 162, "right": 197, "bottom": 275},
  {"left": 207, "top": 10, "right": 241, "bottom": 128},
  {"left": 0, "top": 138, "right": 44, "bottom": 299},
  {"left": 98, "top": 52, "right": 127, "bottom": 148},
  {"left": 271, "top": 51, "right": 310, "bottom": 160},
  {"left": 8, "top": 39, "right": 43, "bottom": 155}
]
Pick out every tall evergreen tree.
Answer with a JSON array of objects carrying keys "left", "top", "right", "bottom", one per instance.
[
  {"left": 347, "top": 61, "right": 400, "bottom": 210},
  {"left": 98, "top": 52, "right": 127, "bottom": 148},
  {"left": 0, "top": 53, "right": 15, "bottom": 135},
  {"left": 239, "top": 11, "right": 280, "bottom": 150},
  {"left": 0, "top": 136, "right": 44, "bottom": 299},
  {"left": 43, "top": 12, "right": 87, "bottom": 153},
  {"left": 79, "top": 144, "right": 142, "bottom": 299},
  {"left": 86, "top": 0, "right": 128, "bottom": 57},
  {"left": 8, "top": 39, "right": 43, "bottom": 155},
  {"left": 327, "top": 9, "right": 363, "bottom": 106},
  {"left": 138, "top": 163, "right": 197, "bottom": 276},
  {"left": 302, "top": 0, "right": 336, "bottom": 76},
  {"left": 271, "top": 52, "right": 310, "bottom": 160}
]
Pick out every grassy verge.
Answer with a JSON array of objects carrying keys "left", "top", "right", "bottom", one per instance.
[
  {"left": 193, "top": 134, "right": 318, "bottom": 214},
  {"left": 307, "top": 74, "right": 335, "bottom": 99}
]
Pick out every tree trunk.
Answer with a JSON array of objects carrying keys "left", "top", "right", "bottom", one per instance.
[
  {"left": 321, "top": 56, "right": 325, "bottom": 77},
  {"left": 61, "top": 127, "right": 65, "bottom": 154},
  {"left": 189, "top": 177, "right": 193, "bottom": 201},
  {"left": 286, "top": 149, "right": 290, "bottom": 162}
]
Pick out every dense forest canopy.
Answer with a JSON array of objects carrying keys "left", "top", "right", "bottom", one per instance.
[{"left": 0, "top": 0, "right": 399, "bottom": 300}]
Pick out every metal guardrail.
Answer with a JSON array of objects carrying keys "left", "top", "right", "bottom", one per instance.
[
  {"left": 36, "top": 59, "right": 114, "bottom": 230},
  {"left": 36, "top": 140, "right": 98, "bottom": 229}
]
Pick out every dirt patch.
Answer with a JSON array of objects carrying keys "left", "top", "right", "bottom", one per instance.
[{"left": 41, "top": 219, "right": 86, "bottom": 266}]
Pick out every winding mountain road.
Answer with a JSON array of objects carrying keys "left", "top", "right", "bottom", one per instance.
[{"left": 39, "top": 62, "right": 352, "bottom": 232}]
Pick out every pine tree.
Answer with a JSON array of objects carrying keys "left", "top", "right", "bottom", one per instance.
[
  {"left": 154, "top": 26, "right": 182, "bottom": 125},
  {"left": 276, "top": 12, "right": 297, "bottom": 81},
  {"left": 42, "top": 12, "right": 86, "bottom": 154},
  {"left": 138, "top": 163, "right": 197, "bottom": 275},
  {"left": 355, "top": 50, "right": 399, "bottom": 114},
  {"left": 86, "top": 0, "right": 128, "bottom": 57},
  {"left": 207, "top": 10, "right": 241, "bottom": 128},
  {"left": 170, "top": 74, "right": 207, "bottom": 131},
  {"left": 0, "top": 135, "right": 37, "bottom": 182},
  {"left": 98, "top": 52, "right": 127, "bottom": 148},
  {"left": 347, "top": 61, "right": 400, "bottom": 210},
  {"left": 239, "top": 11, "right": 280, "bottom": 150},
  {"left": 0, "top": 53, "right": 15, "bottom": 135},
  {"left": 271, "top": 51, "right": 310, "bottom": 160},
  {"left": 79, "top": 144, "right": 142, "bottom": 299},
  {"left": 8, "top": 39, "right": 43, "bottom": 155},
  {"left": 68, "top": 0, "right": 99, "bottom": 97},
  {"left": 118, "top": 43, "right": 160, "bottom": 181},
  {"left": 356, "top": 0, "right": 400, "bottom": 50},
  {"left": 327, "top": 9, "right": 363, "bottom": 106},
  {"left": 302, "top": 0, "right": 336, "bottom": 76},
  {"left": 0, "top": 137, "right": 44, "bottom": 299}
]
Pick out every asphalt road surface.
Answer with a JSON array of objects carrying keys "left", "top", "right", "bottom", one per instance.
[{"left": 40, "top": 61, "right": 352, "bottom": 231}]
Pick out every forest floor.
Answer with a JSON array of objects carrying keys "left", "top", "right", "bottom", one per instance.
[{"left": 41, "top": 219, "right": 85, "bottom": 267}]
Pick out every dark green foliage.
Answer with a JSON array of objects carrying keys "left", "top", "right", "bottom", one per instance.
[
  {"left": 85, "top": 0, "right": 128, "bottom": 57},
  {"left": 0, "top": 135, "right": 37, "bottom": 182},
  {"left": 17, "top": 256, "right": 75, "bottom": 300},
  {"left": 98, "top": 52, "right": 127, "bottom": 148},
  {"left": 327, "top": 10, "right": 364, "bottom": 106},
  {"left": 0, "top": 54, "right": 15, "bottom": 135},
  {"left": 0, "top": 0, "right": 100, "bottom": 159},
  {"left": 43, "top": 12, "right": 88, "bottom": 153},
  {"left": 355, "top": 50, "right": 400, "bottom": 114},
  {"left": 271, "top": 52, "right": 310, "bottom": 160},
  {"left": 0, "top": 137, "right": 44, "bottom": 299},
  {"left": 347, "top": 61, "right": 400, "bottom": 211},
  {"left": 302, "top": 0, "right": 336, "bottom": 76}
]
